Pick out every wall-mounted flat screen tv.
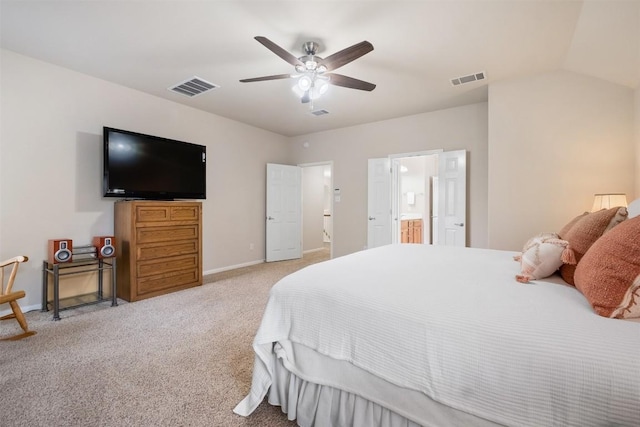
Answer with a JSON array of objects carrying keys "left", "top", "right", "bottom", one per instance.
[{"left": 103, "top": 127, "right": 206, "bottom": 200}]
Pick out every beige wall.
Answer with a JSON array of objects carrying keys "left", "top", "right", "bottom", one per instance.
[
  {"left": 3, "top": 49, "right": 637, "bottom": 311},
  {"left": 289, "top": 103, "right": 489, "bottom": 257},
  {"left": 488, "top": 70, "right": 635, "bottom": 251},
  {"left": 0, "top": 49, "right": 291, "bottom": 310},
  {"left": 636, "top": 87, "right": 640, "bottom": 196}
]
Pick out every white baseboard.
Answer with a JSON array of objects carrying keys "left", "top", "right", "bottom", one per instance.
[
  {"left": 203, "top": 259, "right": 265, "bottom": 276},
  {"left": 203, "top": 248, "right": 327, "bottom": 276},
  {"left": 1, "top": 303, "right": 41, "bottom": 317},
  {"left": 303, "top": 247, "right": 326, "bottom": 254}
]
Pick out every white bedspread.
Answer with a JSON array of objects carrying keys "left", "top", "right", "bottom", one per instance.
[{"left": 234, "top": 244, "right": 640, "bottom": 426}]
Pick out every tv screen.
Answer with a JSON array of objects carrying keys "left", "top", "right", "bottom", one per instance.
[{"left": 103, "top": 127, "right": 206, "bottom": 200}]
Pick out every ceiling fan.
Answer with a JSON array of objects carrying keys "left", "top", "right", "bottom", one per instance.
[{"left": 240, "top": 36, "right": 376, "bottom": 103}]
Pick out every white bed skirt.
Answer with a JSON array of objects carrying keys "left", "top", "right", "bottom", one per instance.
[
  {"left": 269, "top": 353, "right": 422, "bottom": 427},
  {"left": 252, "top": 341, "right": 501, "bottom": 427}
]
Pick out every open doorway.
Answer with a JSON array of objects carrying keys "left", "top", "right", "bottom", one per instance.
[
  {"left": 301, "top": 162, "right": 333, "bottom": 258},
  {"left": 391, "top": 152, "right": 439, "bottom": 245},
  {"left": 368, "top": 150, "right": 466, "bottom": 249}
]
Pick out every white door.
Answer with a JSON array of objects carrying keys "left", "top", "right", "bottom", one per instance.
[
  {"left": 437, "top": 150, "right": 466, "bottom": 246},
  {"left": 266, "top": 163, "right": 302, "bottom": 262},
  {"left": 367, "top": 158, "right": 392, "bottom": 249}
]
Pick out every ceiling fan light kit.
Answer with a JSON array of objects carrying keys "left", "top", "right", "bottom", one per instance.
[
  {"left": 292, "top": 75, "right": 329, "bottom": 101},
  {"left": 240, "top": 36, "right": 375, "bottom": 104}
]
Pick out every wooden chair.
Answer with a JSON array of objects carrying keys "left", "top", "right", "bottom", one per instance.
[{"left": 1, "top": 255, "right": 36, "bottom": 340}]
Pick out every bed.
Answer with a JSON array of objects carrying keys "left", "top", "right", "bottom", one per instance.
[{"left": 234, "top": 206, "right": 640, "bottom": 427}]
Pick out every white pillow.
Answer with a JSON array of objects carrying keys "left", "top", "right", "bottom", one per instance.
[
  {"left": 515, "top": 234, "right": 575, "bottom": 283},
  {"left": 513, "top": 232, "right": 558, "bottom": 262},
  {"left": 628, "top": 198, "right": 640, "bottom": 219}
]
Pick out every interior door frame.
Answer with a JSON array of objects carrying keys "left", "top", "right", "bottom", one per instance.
[
  {"left": 389, "top": 149, "right": 443, "bottom": 244},
  {"left": 299, "top": 161, "right": 334, "bottom": 259}
]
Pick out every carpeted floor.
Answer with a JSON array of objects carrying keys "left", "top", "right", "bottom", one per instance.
[{"left": 0, "top": 248, "right": 330, "bottom": 427}]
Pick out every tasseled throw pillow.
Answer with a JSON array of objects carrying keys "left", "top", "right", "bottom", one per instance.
[{"left": 515, "top": 234, "right": 575, "bottom": 283}]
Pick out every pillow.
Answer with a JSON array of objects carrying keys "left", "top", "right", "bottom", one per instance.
[
  {"left": 628, "top": 198, "right": 640, "bottom": 219},
  {"left": 558, "top": 212, "right": 588, "bottom": 239},
  {"left": 559, "top": 207, "right": 628, "bottom": 285},
  {"left": 515, "top": 234, "right": 574, "bottom": 283},
  {"left": 513, "top": 232, "right": 559, "bottom": 262},
  {"left": 574, "top": 216, "right": 640, "bottom": 318}
]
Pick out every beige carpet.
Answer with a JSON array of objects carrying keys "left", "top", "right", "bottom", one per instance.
[{"left": 0, "top": 248, "right": 330, "bottom": 427}]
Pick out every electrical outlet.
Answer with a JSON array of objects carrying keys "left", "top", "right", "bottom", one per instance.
[{"left": 249, "top": 243, "right": 254, "bottom": 250}]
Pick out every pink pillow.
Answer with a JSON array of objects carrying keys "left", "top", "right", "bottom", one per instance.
[
  {"left": 574, "top": 216, "right": 640, "bottom": 318},
  {"left": 558, "top": 212, "right": 588, "bottom": 239},
  {"left": 559, "top": 207, "right": 628, "bottom": 285}
]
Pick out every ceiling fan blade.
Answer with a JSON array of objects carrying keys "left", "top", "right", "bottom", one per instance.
[
  {"left": 327, "top": 73, "right": 376, "bottom": 91},
  {"left": 320, "top": 41, "right": 374, "bottom": 71},
  {"left": 239, "top": 74, "right": 293, "bottom": 83},
  {"left": 254, "top": 36, "right": 304, "bottom": 67}
]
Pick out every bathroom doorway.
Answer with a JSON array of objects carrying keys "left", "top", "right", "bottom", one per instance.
[
  {"left": 301, "top": 162, "right": 333, "bottom": 258},
  {"left": 367, "top": 149, "right": 466, "bottom": 249},
  {"left": 391, "top": 151, "right": 439, "bottom": 245}
]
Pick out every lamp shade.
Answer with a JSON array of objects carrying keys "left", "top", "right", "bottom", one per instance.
[{"left": 591, "top": 193, "right": 628, "bottom": 212}]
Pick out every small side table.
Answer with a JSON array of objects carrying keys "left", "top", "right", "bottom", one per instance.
[{"left": 41, "top": 258, "right": 117, "bottom": 321}]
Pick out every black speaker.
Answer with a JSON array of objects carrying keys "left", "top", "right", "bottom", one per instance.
[
  {"left": 93, "top": 236, "right": 116, "bottom": 259},
  {"left": 48, "top": 239, "right": 73, "bottom": 264}
]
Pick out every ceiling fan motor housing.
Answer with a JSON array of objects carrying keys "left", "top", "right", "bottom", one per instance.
[{"left": 303, "top": 41, "right": 321, "bottom": 55}]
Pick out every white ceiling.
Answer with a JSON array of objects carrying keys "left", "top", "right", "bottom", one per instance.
[{"left": 1, "top": 1, "right": 639, "bottom": 137}]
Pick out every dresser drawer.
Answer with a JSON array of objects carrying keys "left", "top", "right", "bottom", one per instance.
[
  {"left": 136, "top": 240, "right": 198, "bottom": 261},
  {"left": 170, "top": 206, "right": 199, "bottom": 221},
  {"left": 137, "top": 254, "right": 198, "bottom": 278},
  {"left": 135, "top": 204, "right": 200, "bottom": 224},
  {"left": 137, "top": 269, "right": 199, "bottom": 295},
  {"left": 136, "top": 225, "right": 199, "bottom": 244},
  {"left": 136, "top": 206, "right": 171, "bottom": 223}
]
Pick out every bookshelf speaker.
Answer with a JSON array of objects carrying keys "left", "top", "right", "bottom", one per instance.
[
  {"left": 93, "top": 236, "right": 116, "bottom": 259},
  {"left": 48, "top": 239, "right": 73, "bottom": 264}
]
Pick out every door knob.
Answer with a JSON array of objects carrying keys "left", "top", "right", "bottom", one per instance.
[
  {"left": 368, "top": 216, "right": 376, "bottom": 221},
  {"left": 454, "top": 222, "right": 464, "bottom": 227}
]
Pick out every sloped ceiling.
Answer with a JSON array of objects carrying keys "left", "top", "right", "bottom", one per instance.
[{"left": 1, "top": 0, "right": 639, "bottom": 137}]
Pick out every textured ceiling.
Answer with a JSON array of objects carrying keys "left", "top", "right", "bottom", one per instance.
[{"left": 1, "top": 0, "right": 639, "bottom": 137}]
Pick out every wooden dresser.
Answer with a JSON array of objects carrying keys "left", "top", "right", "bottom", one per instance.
[{"left": 114, "top": 200, "right": 202, "bottom": 302}]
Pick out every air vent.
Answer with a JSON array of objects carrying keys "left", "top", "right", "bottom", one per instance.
[
  {"left": 450, "top": 71, "right": 486, "bottom": 87},
  {"left": 169, "top": 76, "right": 219, "bottom": 97},
  {"left": 310, "top": 109, "right": 329, "bottom": 116}
]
